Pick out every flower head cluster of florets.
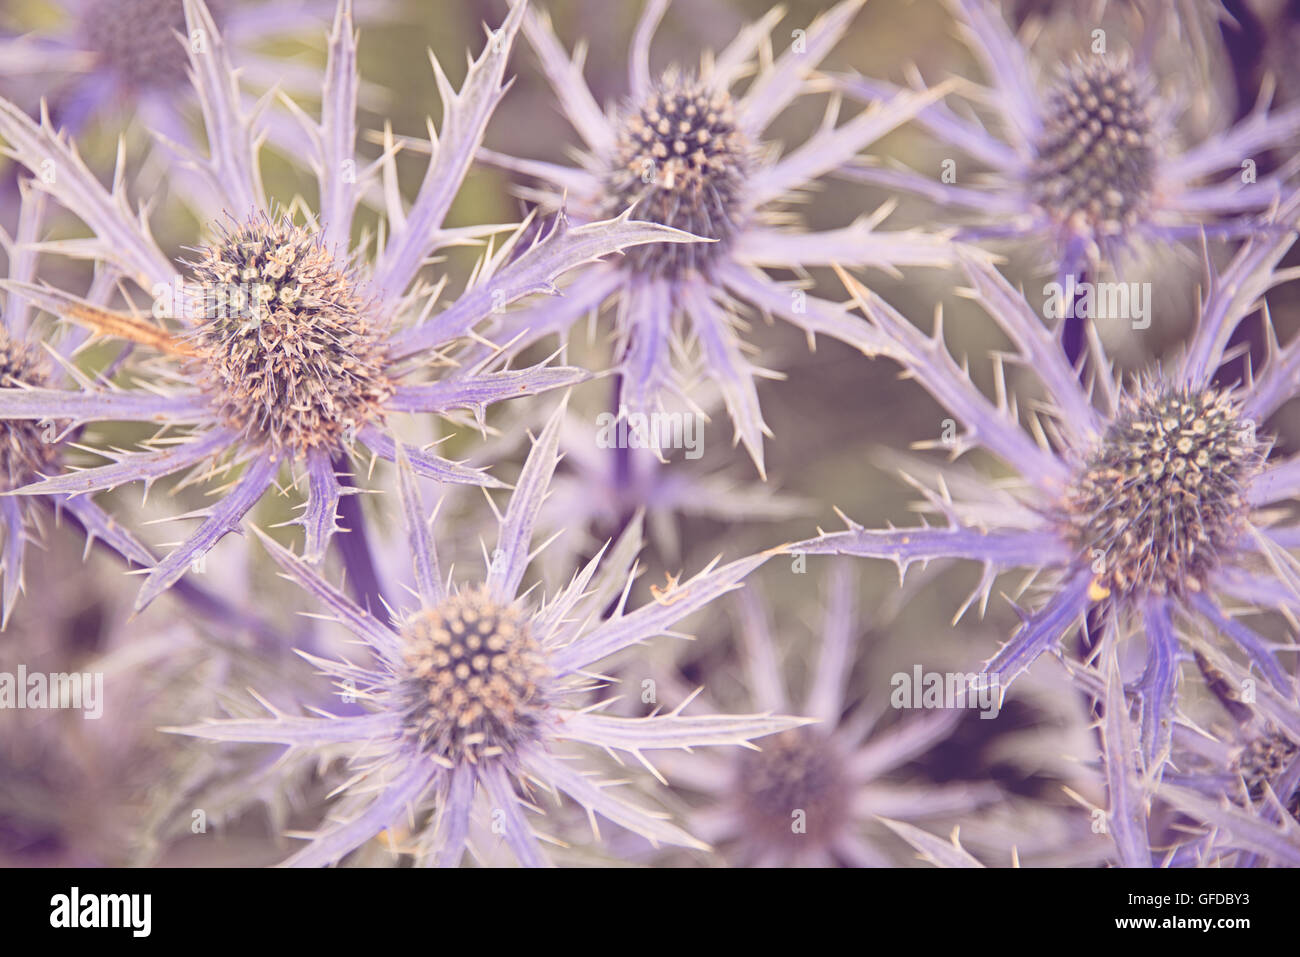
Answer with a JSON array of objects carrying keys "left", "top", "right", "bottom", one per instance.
[
  {"left": 735, "top": 726, "right": 849, "bottom": 848},
  {"left": 1063, "top": 383, "right": 1265, "bottom": 599},
  {"left": 399, "top": 585, "right": 551, "bottom": 763},
  {"left": 0, "top": 331, "right": 58, "bottom": 490},
  {"left": 1231, "top": 729, "right": 1300, "bottom": 820},
  {"left": 185, "top": 215, "right": 393, "bottom": 457},
  {"left": 1030, "top": 57, "right": 1158, "bottom": 237},
  {"left": 607, "top": 71, "right": 752, "bottom": 277}
]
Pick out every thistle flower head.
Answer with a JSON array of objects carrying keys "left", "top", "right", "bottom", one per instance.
[
  {"left": 478, "top": 0, "right": 963, "bottom": 475},
  {"left": 797, "top": 209, "right": 1300, "bottom": 864},
  {"left": 1231, "top": 728, "right": 1300, "bottom": 820},
  {"left": 399, "top": 584, "right": 550, "bottom": 763},
  {"left": 0, "top": 1, "right": 695, "bottom": 612},
  {"left": 1030, "top": 56, "right": 1157, "bottom": 239},
  {"left": 838, "top": 0, "right": 1300, "bottom": 273},
  {"left": 1062, "top": 382, "right": 1264, "bottom": 599},
  {"left": 173, "top": 405, "right": 800, "bottom": 866},
  {"left": 607, "top": 70, "right": 752, "bottom": 277},
  {"left": 187, "top": 214, "right": 392, "bottom": 457},
  {"left": 0, "top": 330, "right": 57, "bottom": 490},
  {"left": 735, "top": 726, "right": 850, "bottom": 850},
  {"left": 78, "top": 0, "right": 228, "bottom": 92},
  {"left": 663, "top": 561, "right": 992, "bottom": 866}
]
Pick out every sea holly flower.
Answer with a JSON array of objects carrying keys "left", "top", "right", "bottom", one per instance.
[
  {"left": 656, "top": 561, "right": 994, "bottom": 867},
  {"left": 1154, "top": 648, "right": 1300, "bottom": 867},
  {"left": 456, "top": 0, "right": 971, "bottom": 476},
  {"left": 0, "top": 179, "right": 283, "bottom": 637},
  {"left": 0, "top": 0, "right": 698, "bottom": 612},
  {"left": 0, "top": 0, "right": 381, "bottom": 138},
  {"left": 1059, "top": 640, "right": 1300, "bottom": 866},
  {"left": 790, "top": 201, "right": 1300, "bottom": 812},
  {"left": 172, "top": 403, "right": 803, "bottom": 867},
  {"left": 838, "top": 0, "right": 1300, "bottom": 280}
]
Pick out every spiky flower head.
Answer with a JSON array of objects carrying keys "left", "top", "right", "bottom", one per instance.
[
  {"left": 473, "top": 0, "right": 965, "bottom": 475},
  {"left": 659, "top": 562, "right": 991, "bottom": 867},
  {"left": 1030, "top": 57, "right": 1157, "bottom": 239},
  {"left": 399, "top": 584, "right": 549, "bottom": 763},
  {"left": 794, "top": 207, "right": 1300, "bottom": 863},
  {"left": 1063, "top": 383, "right": 1264, "bottom": 599},
  {"left": 0, "top": 0, "right": 355, "bottom": 146},
  {"left": 0, "top": 1, "right": 692, "bottom": 613},
  {"left": 186, "top": 214, "right": 392, "bottom": 458},
  {"left": 174, "top": 405, "right": 801, "bottom": 866},
  {"left": 1156, "top": 648, "right": 1300, "bottom": 867},
  {"left": 1231, "top": 729, "right": 1300, "bottom": 821},
  {"left": 838, "top": 0, "right": 1300, "bottom": 273},
  {"left": 607, "top": 70, "right": 752, "bottom": 277}
]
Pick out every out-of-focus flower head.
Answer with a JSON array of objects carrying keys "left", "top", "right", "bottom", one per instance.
[
  {"left": 468, "top": 394, "right": 808, "bottom": 582},
  {"left": 654, "top": 560, "right": 997, "bottom": 866},
  {"left": 839, "top": 0, "right": 1300, "bottom": 280},
  {"left": 792, "top": 194, "right": 1300, "bottom": 865},
  {"left": 0, "top": 521, "right": 322, "bottom": 866},
  {"left": 457, "top": 0, "right": 974, "bottom": 476},
  {"left": 0, "top": 0, "right": 698, "bottom": 613},
  {"left": 174, "top": 402, "right": 804, "bottom": 866},
  {"left": 0, "top": 0, "right": 386, "bottom": 139}
]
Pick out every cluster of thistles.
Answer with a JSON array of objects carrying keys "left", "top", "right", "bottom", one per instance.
[{"left": 0, "top": 0, "right": 1296, "bottom": 868}]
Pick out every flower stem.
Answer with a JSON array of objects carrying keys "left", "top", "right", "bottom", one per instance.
[{"left": 333, "top": 453, "right": 389, "bottom": 615}]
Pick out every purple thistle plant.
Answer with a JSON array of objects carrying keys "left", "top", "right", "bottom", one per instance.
[
  {"left": 1054, "top": 638, "right": 1300, "bottom": 866},
  {"left": 1149, "top": 646, "right": 1300, "bottom": 867},
  {"left": 839, "top": 0, "right": 1300, "bottom": 281},
  {"left": 172, "top": 402, "right": 804, "bottom": 867},
  {"left": 656, "top": 561, "right": 996, "bottom": 867},
  {"left": 790, "top": 195, "right": 1300, "bottom": 864},
  {"left": 447, "top": 0, "right": 974, "bottom": 476},
  {"left": 0, "top": 0, "right": 375, "bottom": 139},
  {"left": 0, "top": 0, "right": 699, "bottom": 613},
  {"left": 0, "top": 179, "right": 286, "bottom": 640}
]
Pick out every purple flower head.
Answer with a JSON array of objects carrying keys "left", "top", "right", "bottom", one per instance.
[
  {"left": 839, "top": 0, "right": 1300, "bottom": 278},
  {"left": 660, "top": 561, "right": 995, "bottom": 867},
  {"left": 0, "top": 180, "right": 272, "bottom": 631},
  {"left": 1164, "top": 716, "right": 1300, "bottom": 867},
  {"left": 792, "top": 194, "right": 1300, "bottom": 863},
  {"left": 1062, "top": 640, "right": 1300, "bottom": 866},
  {"left": 173, "top": 402, "right": 805, "bottom": 867},
  {"left": 0, "top": 0, "right": 698, "bottom": 613},
  {"left": 458, "top": 0, "right": 976, "bottom": 476},
  {"left": 0, "top": 0, "right": 375, "bottom": 139}
]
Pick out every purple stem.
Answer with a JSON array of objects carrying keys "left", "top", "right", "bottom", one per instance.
[
  {"left": 332, "top": 452, "right": 388, "bottom": 615},
  {"left": 1061, "top": 266, "right": 1089, "bottom": 375}
]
